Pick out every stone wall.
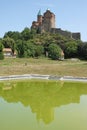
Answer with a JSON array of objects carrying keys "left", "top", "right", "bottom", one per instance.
[
  {"left": 71, "top": 33, "right": 81, "bottom": 40},
  {"left": 51, "top": 28, "right": 81, "bottom": 40},
  {"left": 51, "top": 28, "right": 72, "bottom": 38}
]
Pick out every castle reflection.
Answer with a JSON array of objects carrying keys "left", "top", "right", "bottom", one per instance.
[{"left": 0, "top": 80, "right": 87, "bottom": 124}]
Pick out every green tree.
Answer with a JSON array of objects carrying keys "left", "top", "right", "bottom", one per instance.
[
  {"left": 30, "top": 28, "right": 37, "bottom": 39},
  {"left": 35, "top": 45, "right": 44, "bottom": 57},
  {"left": 24, "top": 41, "right": 36, "bottom": 57},
  {"left": 4, "top": 31, "right": 21, "bottom": 41},
  {"left": 0, "top": 42, "right": 4, "bottom": 60},
  {"left": 81, "top": 43, "right": 87, "bottom": 59},
  {"left": 48, "top": 44, "right": 62, "bottom": 60},
  {"left": 21, "top": 27, "right": 31, "bottom": 41},
  {"left": 16, "top": 40, "right": 25, "bottom": 57},
  {"left": 77, "top": 41, "right": 84, "bottom": 58},
  {"left": 2, "top": 37, "right": 15, "bottom": 55},
  {"left": 64, "top": 41, "right": 78, "bottom": 58},
  {"left": 21, "top": 27, "right": 37, "bottom": 41}
]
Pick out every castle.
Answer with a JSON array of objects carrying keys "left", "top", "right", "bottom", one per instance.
[{"left": 31, "top": 9, "right": 81, "bottom": 40}]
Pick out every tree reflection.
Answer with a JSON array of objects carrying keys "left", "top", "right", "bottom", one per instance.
[{"left": 0, "top": 80, "right": 87, "bottom": 124}]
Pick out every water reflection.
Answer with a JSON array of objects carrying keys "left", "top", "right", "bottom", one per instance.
[{"left": 0, "top": 80, "right": 87, "bottom": 124}]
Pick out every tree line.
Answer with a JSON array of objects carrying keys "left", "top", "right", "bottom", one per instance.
[{"left": 0, "top": 27, "right": 87, "bottom": 60}]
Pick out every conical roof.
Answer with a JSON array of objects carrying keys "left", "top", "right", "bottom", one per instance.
[{"left": 37, "top": 9, "right": 42, "bottom": 16}]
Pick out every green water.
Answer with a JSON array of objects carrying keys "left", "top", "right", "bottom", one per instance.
[{"left": 0, "top": 80, "right": 87, "bottom": 130}]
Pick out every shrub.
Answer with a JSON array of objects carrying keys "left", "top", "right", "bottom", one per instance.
[
  {"left": 0, "top": 42, "right": 4, "bottom": 60},
  {"left": 0, "top": 52, "right": 4, "bottom": 60},
  {"left": 35, "top": 45, "right": 44, "bottom": 57},
  {"left": 64, "top": 41, "right": 78, "bottom": 58},
  {"left": 48, "top": 44, "right": 62, "bottom": 60}
]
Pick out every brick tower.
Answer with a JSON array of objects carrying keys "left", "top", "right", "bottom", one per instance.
[{"left": 42, "top": 9, "right": 55, "bottom": 32}]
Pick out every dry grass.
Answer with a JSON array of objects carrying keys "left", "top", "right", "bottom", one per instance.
[{"left": 0, "top": 58, "right": 87, "bottom": 77}]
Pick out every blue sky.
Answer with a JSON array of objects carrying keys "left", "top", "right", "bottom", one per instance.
[{"left": 0, "top": 0, "right": 87, "bottom": 41}]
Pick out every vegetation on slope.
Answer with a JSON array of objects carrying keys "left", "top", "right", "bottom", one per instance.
[{"left": 0, "top": 27, "right": 87, "bottom": 60}]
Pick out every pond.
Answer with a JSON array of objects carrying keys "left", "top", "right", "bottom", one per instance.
[{"left": 0, "top": 80, "right": 87, "bottom": 130}]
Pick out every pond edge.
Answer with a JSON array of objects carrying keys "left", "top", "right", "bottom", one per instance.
[{"left": 0, "top": 74, "right": 87, "bottom": 82}]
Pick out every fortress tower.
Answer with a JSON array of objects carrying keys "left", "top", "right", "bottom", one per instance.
[
  {"left": 31, "top": 9, "right": 55, "bottom": 32},
  {"left": 42, "top": 9, "right": 55, "bottom": 32}
]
